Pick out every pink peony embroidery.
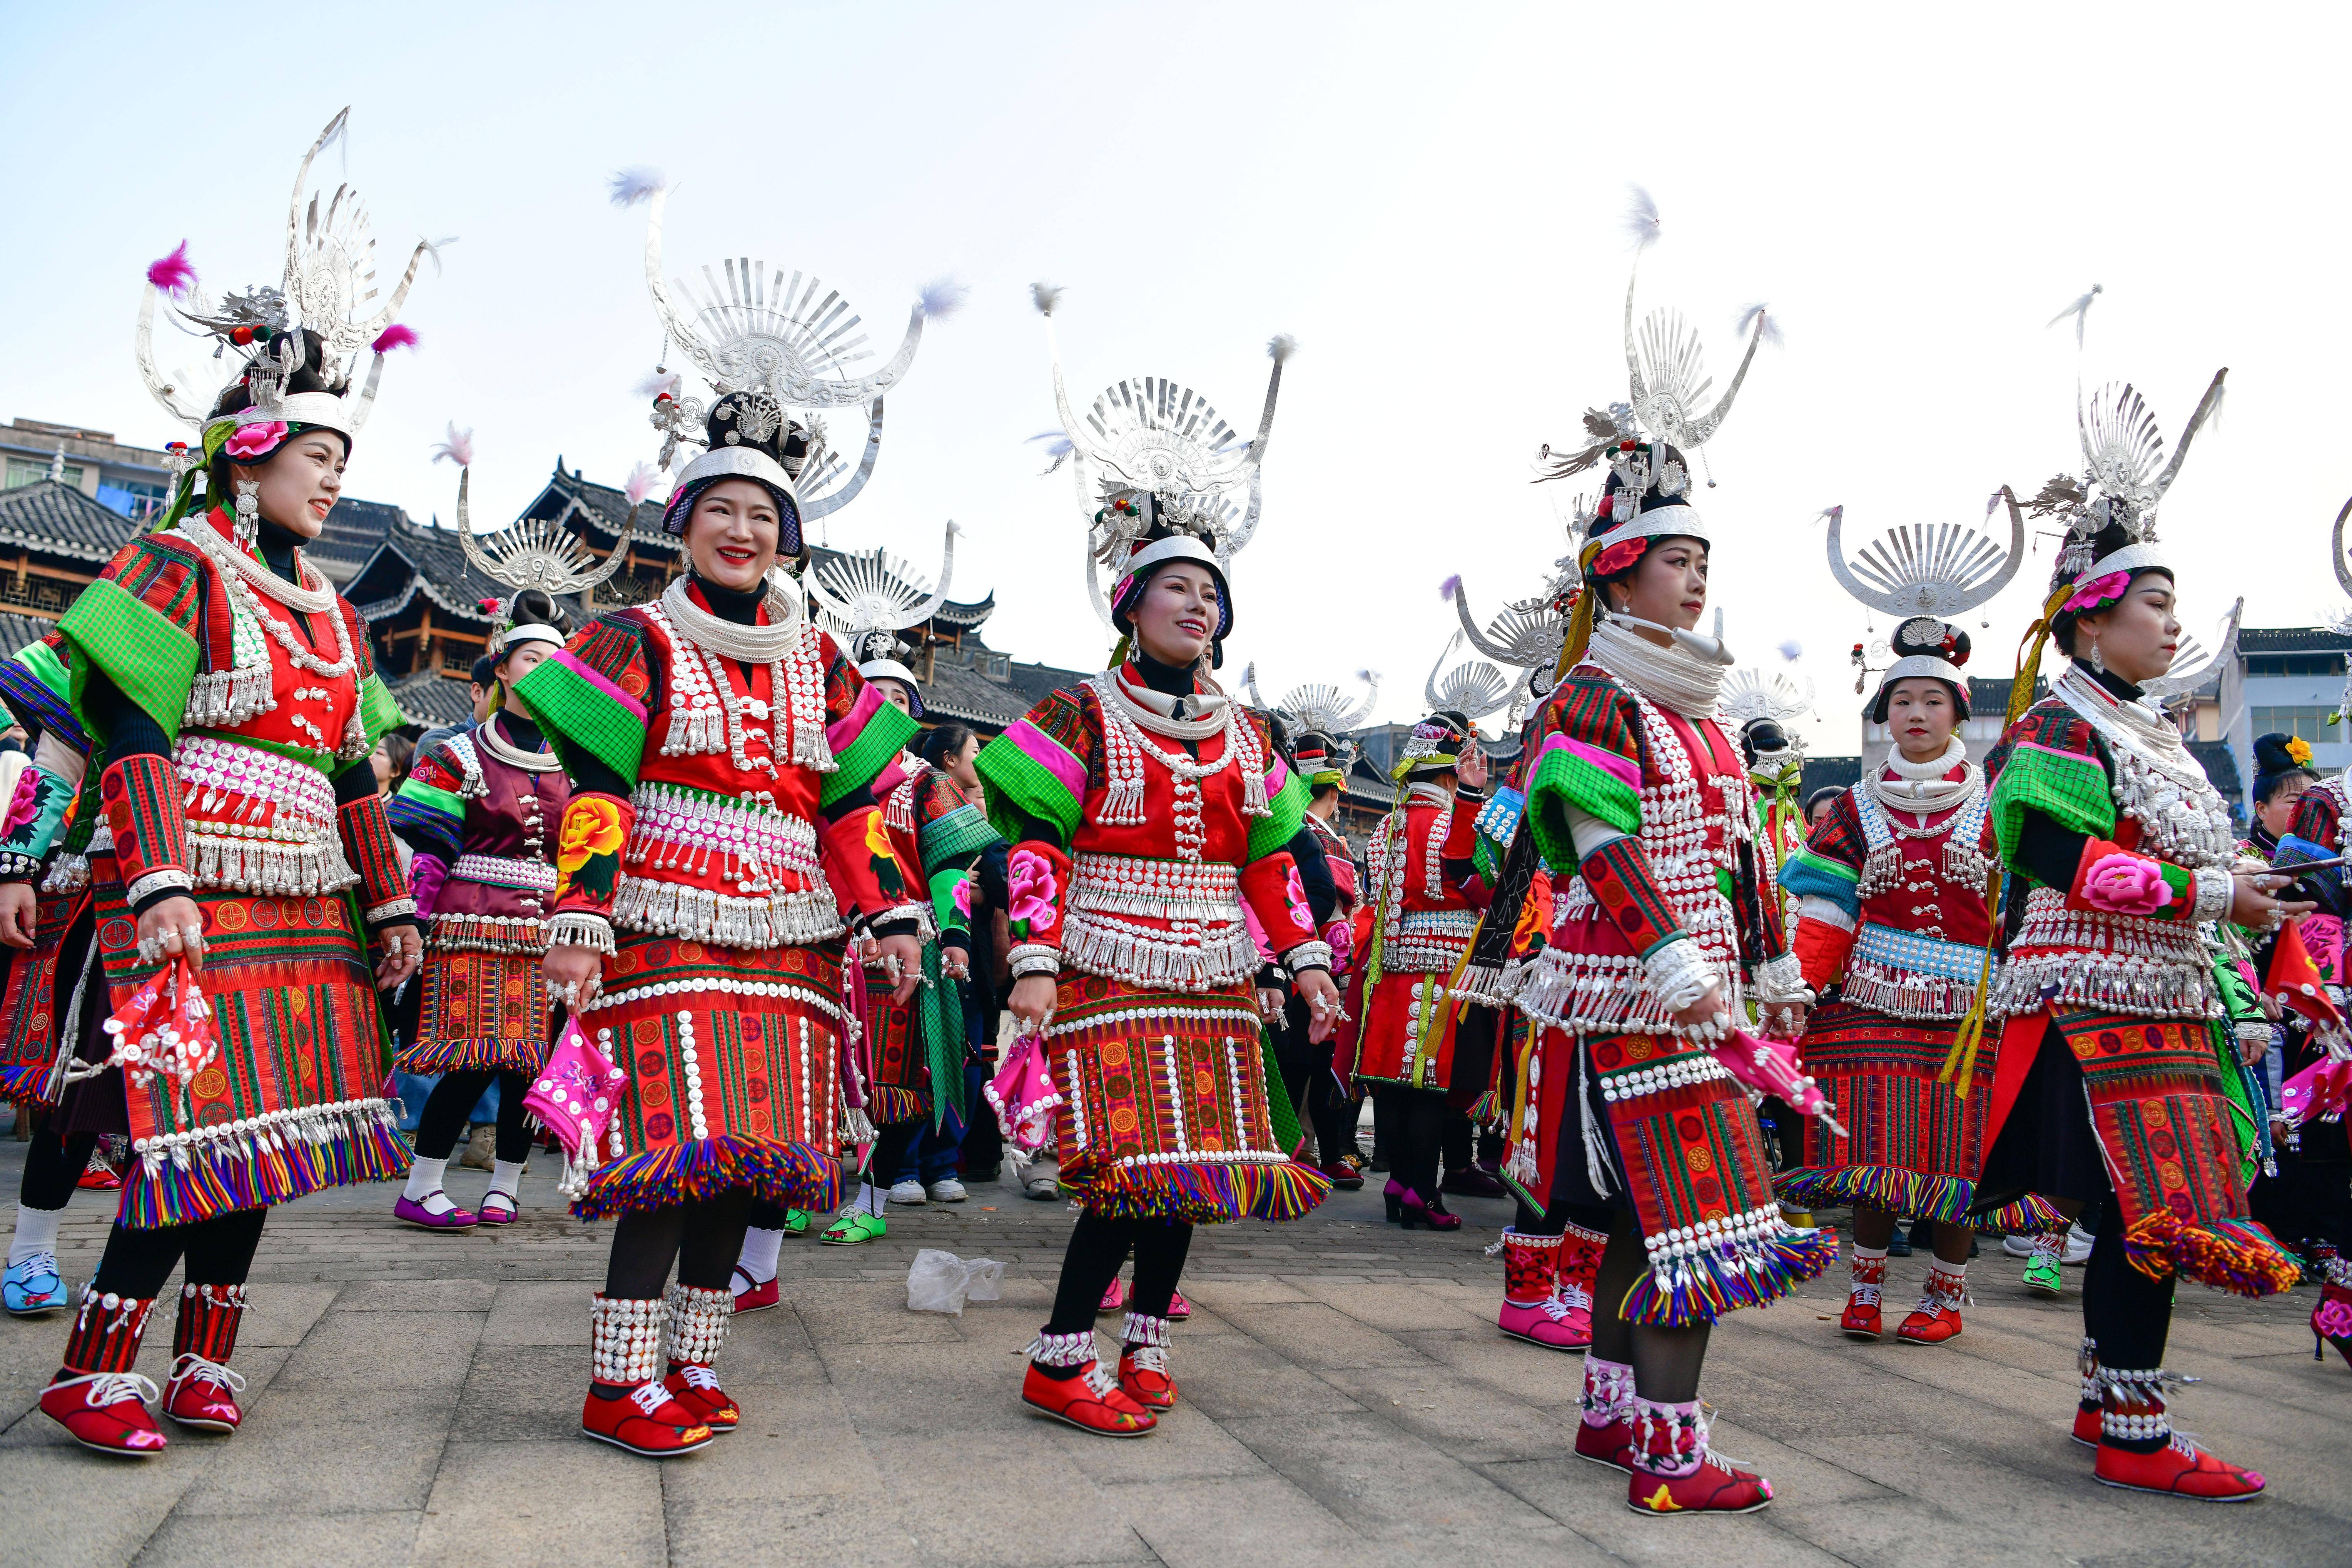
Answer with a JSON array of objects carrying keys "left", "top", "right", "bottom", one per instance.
[
  {"left": 952, "top": 873, "right": 973, "bottom": 920},
  {"left": 223, "top": 421, "right": 287, "bottom": 460},
  {"left": 2081, "top": 852, "right": 2172, "bottom": 917},
  {"left": 1, "top": 767, "right": 41, "bottom": 838},
  {"left": 2316, "top": 1298, "right": 2352, "bottom": 1340},
  {"left": 1007, "top": 848, "right": 1059, "bottom": 933},
  {"left": 2063, "top": 571, "right": 2132, "bottom": 614},
  {"left": 1282, "top": 865, "right": 1312, "bottom": 930}
]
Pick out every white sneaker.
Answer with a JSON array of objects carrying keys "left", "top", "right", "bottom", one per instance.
[
  {"left": 1023, "top": 1160, "right": 1061, "bottom": 1201},
  {"left": 2062, "top": 1223, "right": 2094, "bottom": 1264},
  {"left": 2002, "top": 1233, "right": 2037, "bottom": 1260},
  {"left": 887, "top": 1179, "right": 927, "bottom": 1205},
  {"left": 928, "top": 1178, "right": 968, "bottom": 1203}
]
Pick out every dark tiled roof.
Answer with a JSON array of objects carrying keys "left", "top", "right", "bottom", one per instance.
[
  {"left": 2239, "top": 626, "right": 2352, "bottom": 653},
  {"left": 351, "top": 510, "right": 513, "bottom": 624},
  {"left": 1802, "top": 755, "right": 1863, "bottom": 796},
  {"left": 310, "top": 498, "right": 406, "bottom": 586},
  {"left": 0, "top": 611, "right": 58, "bottom": 656},
  {"left": 2187, "top": 739, "right": 2242, "bottom": 795},
  {"left": 386, "top": 669, "right": 480, "bottom": 730},
  {"left": 0, "top": 481, "right": 140, "bottom": 564}
]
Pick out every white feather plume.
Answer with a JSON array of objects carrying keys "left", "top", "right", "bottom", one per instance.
[
  {"left": 1622, "top": 185, "right": 1662, "bottom": 251},
  {"left": 1030, "top": 281, "right": 1063, "bottom": 316},
  {"left": 918, "top": 278, "right": 969, "bottom": 320},
  {"left": 625, "top": 461, "right": 658, "bottom": 507},
  {"left": 429, "top": 422, "right": 474, "bottom": 468},
  {"left": 418, "top": 235, "right": 459, "bottom": 276},
  {"left": 1734, "top": 303, "right": 1784, "bottom": 349},
  {"left": 2046, "top": 283, "right": 2102, "bottom": 349},
  {"left": 1027, "top": 430, "right": 1074, "bottom": 475},
  {"left": 633, "top": 368, "right": 682, "bottom": 402},
  {"left": 1267, "top": 334, "right": 1297, "bottom": 363},
  {"left": 1777, "top": 640, "right": 1802, "bottom": 662},
  {"left": 607, "top": 167, "right": 665, "bottom": 207}
]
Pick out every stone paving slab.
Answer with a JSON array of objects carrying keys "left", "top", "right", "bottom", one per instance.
[{"left": 0, "top": 1136, "right": 2345, "bottom": 1567}]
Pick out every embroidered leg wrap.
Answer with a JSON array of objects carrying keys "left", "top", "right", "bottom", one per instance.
[
  {"left": 1121, "top": 1310, "right": 1171, "bottom": 1350},
  {"left": 1556, "top": 1220, "right": 1606, "bottom": 1311},
  {"left": 2100, "top": 1366, "right": 2190, "bottom": 1451},
  {"left": 2078, "top": 1336, "right": 2101, "bottom": 1414},
  {"left": 1501, "top": 1229, "right": 1564, "bottom": 1307},
  {"left": 663, "top": 1283, "right": 731, "bottom": 1369},
  {"left": 591, "top": 1294, "right": 665, "bottom": 1387},
  {"left": 1580, "top": 1355, "right": 1635, "bottom": 1428},
  {"left": 1919, "top": 1261, "right": 1968, "bottom": 1312},
  {"left": 1849, "top": 1248, "right": 1887, "bottom": 1305},
  {"left": 63, "top": 1287, "right": 156, "bottom": 1374},
  {"left": 171, "top": 1282, "right": 247, "bottom": 1364},
  {"left": 1630, "top": 1396, "right": 1706, "bottom": 1478}
]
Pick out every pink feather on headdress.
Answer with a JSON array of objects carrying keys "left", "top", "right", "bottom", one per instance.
[
  {"left": 625, "top": 462, "right": 658, "bottom": 507},
  {"left": 429, "top": 422, "right": 475, "bottom": 468},
  {"left": 1439, "top": 574, "right": 1462, "bottom": 601},
  {"left": 146, "top": 242, "right": 197, "bottom": 299},
  {"left": 371, "top": 323, "right": 419, "bottom": 354}
]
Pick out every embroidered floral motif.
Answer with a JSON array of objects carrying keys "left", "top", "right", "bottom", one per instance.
[
  {"left": 1009, "top": 848, "right": 1059, "bottom": 934},
  {"left": 223, "top": 421, "right": 289, "bottom": 459},
  {"left": 556, "top": 797, "right": 627, "bottom": 902},
  {"left": 2082, "top": 852, "right": 2172, "bottom": 917}
]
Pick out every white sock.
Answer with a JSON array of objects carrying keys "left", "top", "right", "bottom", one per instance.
[
  {"left": 488, "top": 1159, "right": 525, "bottom": 1199},
  {"left": 738, "top": 1227, "right": 785, "bottom": 1285},
  {"left": 1852, "top": 1244, "right": 1889, "bottom": 1262},
  {"left": 1931, "top": 1257, "right": 1968, "bottom": 1281},
  {"left": 403, "top": 1155, "right": 456, "bottom": 1215},
  {"left": 9, "top": 1203, "right": 61, "bottom": 1267},
  {"left": 863, "top": 1182, "right": 888, "bottom": 1217}
]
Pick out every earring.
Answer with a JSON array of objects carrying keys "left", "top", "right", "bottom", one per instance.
[
  {"left": 2088, "top": 637, "right": 2105, "bottom": 676},
  {"left": 232, "top": 479, "right": 260, "bottom": 551}
]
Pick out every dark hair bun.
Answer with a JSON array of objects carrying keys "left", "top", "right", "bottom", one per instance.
[
  {"left": 506, "top": 588, "right": 575, "bottom": 640},
  {"left": 2253, "top": 731, "right": 2303, "bottom": 776}
]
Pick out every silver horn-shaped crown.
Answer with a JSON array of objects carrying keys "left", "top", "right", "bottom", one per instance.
[
  {"left": 805, "top": 523, "right": 959, "bottom": 663},
  {"left": 454, "top": 468, "right": 630, "bottom": 598},
  {"left": 1822, "top": 488, "right": 2026, "bottom": 619},
  {"left": 137, "top": 108, "right": 428, "bottom": 437},
  {"left": 1243, "top": 663, "right": 1380, "bottom": 736},
  {"left": 2140, "top": 595, "right": 2244, "bottom": 703},
  {"left": 1721, "top": 666, "right": 1816, "bottom": 732},
  {"left": 1425, "top": 632, "right": 1512, "bottom": 722}
]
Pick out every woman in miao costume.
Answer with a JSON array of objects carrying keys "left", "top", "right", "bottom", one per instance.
[
  {"left": 386, "top": 484, "right": 618, "bottom": 1229},
  {"left": 519, "top": 176, "right": 941, "bottom": 1459},
  {"left": 1776, "top": 497, "right": 2061, "bottom": 1344},
  {"left": 732, "top": 532, "right": 992, "bottom": 1299},
  {"left": 25, "top": 112, "right": 431, "bottom": 1456},
  {"left": 978, "top": 291, "right": 1337, "bottom": 1438},
  {"left": 0, "top": 633, "right": 107, "bottom": 1319},
  {"left": 1975, "top": 351, "right": 2299, "bottom": 1500},
  {"left": 1350, "top": 642, "right": 1515, "bottom": 1232},
  {"left": 1509, "top": 212, "right": 1828, "bottom": 1513}
]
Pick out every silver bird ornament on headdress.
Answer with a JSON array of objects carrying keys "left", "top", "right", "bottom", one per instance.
[
  {"left": 1443, "top": 499, "right": 1588, "bottom": 684},
  {"left": 2138, "top": 596, "right": 2243, "bottom": 705},
  {"left": 1425, "top": 632, "right": 1513, "bottom": 725},
  {"left": 630, "top": 177, "right": 959, "bottom": 525},
  {"left": 1032, "top": 285, "right": 1291, "bottom": 632},
  {"left": 137, "top": 109, "right": 430, "bottom": 444}
]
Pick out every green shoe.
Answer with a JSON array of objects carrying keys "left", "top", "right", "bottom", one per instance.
[
  {"left": 782, "top": 1208, "right": 810, "bottom": 1236},
  {"left": 2022, "top": 1252, "right": 2063, "bottom": 1297},
  {"left": 822, "top": 1209, "right": 888, "bottom": 1245}
]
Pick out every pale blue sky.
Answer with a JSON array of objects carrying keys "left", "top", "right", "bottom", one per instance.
[{"left": 6, "top": 2, "right": 2346, "bottom": 750}]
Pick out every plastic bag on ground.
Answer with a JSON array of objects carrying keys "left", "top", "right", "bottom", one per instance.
[{"left": 906, "top": 1249, "right": 1005, "bottom": 1315}]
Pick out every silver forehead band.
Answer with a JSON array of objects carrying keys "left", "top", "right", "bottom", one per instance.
[
  {"left": 1593, "top": 501, "right": 1709, "bottom": 552},
  {"left": 202, "top": 391, "right": 355, "bottom": 441},
  {"left": 1878, "top": 655, "right": 1965, "bottom": 689},
  {"left": 669, "top": 446, "right": 802, "bottom": 510},
  {"left": 2077, "top": 541, "right": 2169, "bottom": 588},
  {"left": 498, "top": 623, "right": 565, "bottom": 652},
  {"left": 857, "top": 658, "right": 920, "bottom": 692}
]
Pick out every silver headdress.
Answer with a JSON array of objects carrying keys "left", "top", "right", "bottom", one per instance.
[
  {"left": 1242, "top": 664, "right": 1378, "bottom": 760},
  {"left": 1721, "top": 666, "right": 1816, "bottom": 741},
  {"left": 441, "top": 429, "right": 629, "bottom": 655},
  {"left": 1532, "top": 190, "right": 1771, "bottom": 556},
  {"left": 1445, "top": 497, "right": 1589, "bottom": 690},
  {"left": 634, "top": 179, "right": 956, "bottom": 532},
  {"left": 137, "top": 109, "right": 429, "bottom": 450},
  {"left": 1821, "top": 491, "right": 2025, "bottom": 707},
  {"left": 1425, "top": 632, "right": 1513, "bottom": 726},
  {"left": 805, "top": 524, "right": 959, "bottom": 715},
  {"left": 1032, "top": 286, "right": 1290, "bottom": 635}
]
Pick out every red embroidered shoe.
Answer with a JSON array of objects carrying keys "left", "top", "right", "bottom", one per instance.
[
  {"left": 732, "top": 1275, "right": 780, "bottom": 1314},
  {"left": 1497, "top": 1229, "right": 1589, "bottom": 1350},
  {"left": 1841, "top": 1254, "right": 1886, "bottom": 1339},
  {"left": 580, "top": 1382, "right": 715, "bottom": 1458},
  {"left": 664, "top": 1363, "right": 740, "bottom": 1433},
  {"left": 2095, "top": 1432, "right": 2266, "bottom": 1501},
  {"left": 43, "top": 1288, "right": 165, "bottom": 1457},
  {"left": 2073, "top": 1402, "right": 2103, "bottom": 1448},
  {"left": 42, "top": 1370, "right": 167, "bottom": 1456},
  {"left": 1575, "top": 1415, "right": 1637, "bottom": 1472},
  {"left": 1896, "top": 1265, "right": 1966, "bottom": 1345},
  {"left": 162, "top": 1282, "right": 248, "bottom": 1433},
  {"left": 1118, "top": 1345, "right": 1178, "bottom": 1411},
  {"left": 2072, "top": 1338, "right": 2102, "bottom": 1447},
  {"left": 1022, "top": 1359, "right": 1157, "bottom": 1436},
  {"left": 1625, "top": 1399, "right": 1773, "bottom": 1516}
]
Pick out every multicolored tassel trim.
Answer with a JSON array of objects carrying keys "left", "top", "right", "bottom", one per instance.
[
  {"left": 124, "top": 1100, "right": 412, "bottom": 1228},
  {"left": 1619, "top": 1224, "right": 1840, "bottom": 1327},
  {"left": 394, "top": 1036, "right": 546, "bottom": 1075},
  {"left": 863, "top": 1085, "right": 932, "bottom": 1128},
  {"left": 1077, "top": 1156, "right": 1331, "bottom": 1226},
  {"left": 1773, "top": 1164, "right": 2061, "bottom": 1234},
  {"left": 572, "top": 1133, "right": 839, "bottom": 1221},
  {"left": 2121, "top": 1211, "right": 2299, "bottom": 1299}
]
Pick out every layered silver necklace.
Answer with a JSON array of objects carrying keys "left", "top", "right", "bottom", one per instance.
[{"left": 2054, "top": 660, "right": 2235, "bottom": 866}]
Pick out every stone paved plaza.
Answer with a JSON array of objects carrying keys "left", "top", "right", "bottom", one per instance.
[{"left": 0, "top": 1136, "right": 2345, "bottom": 1568}]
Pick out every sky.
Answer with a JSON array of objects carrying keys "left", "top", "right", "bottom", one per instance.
[{"left": 7, "top": 2, "right": 2350, "bottom": 753}]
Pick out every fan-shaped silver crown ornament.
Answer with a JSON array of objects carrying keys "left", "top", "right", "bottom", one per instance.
[
  {"left": 1241, "top": 665, "right": 1380, "bottom": 739},
  {"left": 1425, "top": 632, "right": 1513, "bottom": 725},
  {"left": 137, "top": 109, "right": 430, "bottom": 441},
  {"left": 805, "top": 524, "right": 960, "bottom": 665},
  {"left": 1031, "top": 286, "right": 1291, "bottom": 631},
  {"left": 1820, "top": 492, "right": 2026, "bottom": 622}
]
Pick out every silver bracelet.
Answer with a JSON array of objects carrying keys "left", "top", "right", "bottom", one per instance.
[
  {"left": 2190, "top": 864, "right": 2233, "bottom": 926},
  {"left": 1283, "top": 940, "right": 1334, "bottom": 974},
  {"left": 126, "top": 868, "right": 194, "bottom": 906},
  {"left": 549, "top": 911, "right": 618, "bottom": 956},
  {"left": 2235, "top": 1021, "right": 2275, "bottom": 1049},
  {"left": 1009, "top": 943, "right": 1060, "bottom": 979},
  {"left": 1641, "top": 937, "right": 1716, "bottom": 1014},
  {"left": 1751, "top": 951, "right": 1814, "bottom": 1008},
  {"left": 364, "top": 897, "right": 418, "bottom": 924}
]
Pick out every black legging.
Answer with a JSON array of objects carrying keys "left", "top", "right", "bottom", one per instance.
[
  {"left": 603, "top": 1189, "right": 754, "bottom": 1298},
  {"left": 1374, "top": 1084, "right": 1447, "bottom": 1200},
  {"left": 1042, "top": 1210, "right": 1194, "bottom": 1339},
  {"left": 413, "top": 1067, "right": 532, "bottom": 1164},
  {"left": 2082, "top": 1197, "right": 2174, "bottom": 1373},
  {"left": 20, "top": 1123, "right": 99, "bottom": 1212},
  {"left": 89, "top": 1208, "right": 269, "bottom": 1299},
  {"left": 745, "top": 1120, "right": 921, "bottom": 1230}
]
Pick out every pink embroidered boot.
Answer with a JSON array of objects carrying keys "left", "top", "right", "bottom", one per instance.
[{"left": 1573, "top": 1355, "right": 1637, "bottom": 1471}]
